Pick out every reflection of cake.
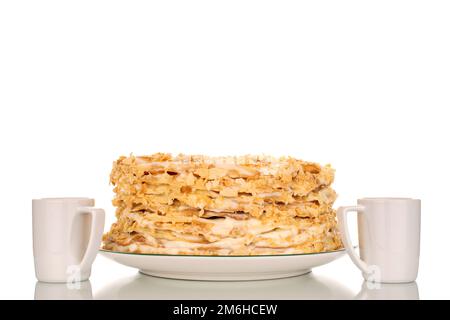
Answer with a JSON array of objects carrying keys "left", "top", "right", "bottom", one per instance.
[{"left": 102, "top": 153, "right": 343, "bottom": 255}]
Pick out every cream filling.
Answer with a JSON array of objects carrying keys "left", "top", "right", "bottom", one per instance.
[
  {"left": 160, "top": 237, "right": 248, "bottom": 250},
  {"left": 135, "top": 158, "right": 295, "bottom": 178},
  {"left": 122, "top": 212, "right": 332, "bottom": 252}
]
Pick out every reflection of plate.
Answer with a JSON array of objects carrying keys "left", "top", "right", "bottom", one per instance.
[
  {"left": 95, "top": 272, "right": 354, "bottom": 300},
  {"left": 99, "top": 249, "right": 346, "bottom": 281}
]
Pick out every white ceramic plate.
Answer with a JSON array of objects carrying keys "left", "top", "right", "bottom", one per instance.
[{"left": 99, "top": 249, "right": 347, "bottom": 281}]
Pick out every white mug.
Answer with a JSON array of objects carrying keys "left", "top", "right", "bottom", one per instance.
[
  {"left": 337, "top": 198, "right": 420, "bottom": 283},
  {"left": 32, "top": 198, "right": 105, "bottom": 283}
]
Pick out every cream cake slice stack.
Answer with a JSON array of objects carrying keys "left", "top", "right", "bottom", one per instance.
[{"left": 102, "top": 153, "right": 343, "bottom": 255}]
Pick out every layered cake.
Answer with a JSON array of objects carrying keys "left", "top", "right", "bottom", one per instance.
[{"left": 102, "top": 153, "right": 343, "bottom": 255}]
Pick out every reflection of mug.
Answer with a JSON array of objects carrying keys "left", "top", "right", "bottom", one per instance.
[
  {"left": 355, "top": 281, "right": 419, "bottom": 300},
  {"left": 337, "top": 198, "right": 420, "bottom": 283},
  {"left": 32, "top": 198, "right": 105, "bottom": 283},
  {"left": 35, "top": 281, "right": 93, "bottom": 300}
]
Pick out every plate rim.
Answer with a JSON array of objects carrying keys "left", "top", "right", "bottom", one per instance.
[{"left": 99, "top": 247, "right": 346, "bottom": 258}]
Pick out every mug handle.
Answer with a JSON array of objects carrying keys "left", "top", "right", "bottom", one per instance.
[
  {"left": 75, "top": 207, "right": 105, "bottom": 271},
  {"left": 337, "top": 205, "right": 370, "bottom": 274}
]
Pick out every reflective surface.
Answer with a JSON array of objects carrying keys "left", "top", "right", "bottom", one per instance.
[
  {"left": 355, "top": 281, "right": 419, "bottom": 300},
  {"left": 35, "top": 280, "right": 93, "bottom": 300},
  {"left": 34, "top": 272, "right": 420, "bottom": 300},
  {"left": 95, "top": 272, "right": 354, "bottom": 300}
]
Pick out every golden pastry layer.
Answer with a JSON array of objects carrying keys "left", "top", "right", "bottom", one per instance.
[{"left": 102, "top": 153, "right": 343, "bottom": 255}]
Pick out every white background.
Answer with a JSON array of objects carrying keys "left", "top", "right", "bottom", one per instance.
[{"left": 0, "top": 1, "right": 449, "bottom": 299}]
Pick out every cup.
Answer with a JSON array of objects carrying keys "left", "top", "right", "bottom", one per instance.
[
  {"left": 32, "top": 197, "right": 105, "bottom": 283},
  {"left": 337, "top": 198, "right": 420, "bottom": 283}
]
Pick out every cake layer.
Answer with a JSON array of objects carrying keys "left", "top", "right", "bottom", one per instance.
[
  {"left": 111, "top": 210, "right": 339, "bottom": 237},
  {"left": 102, "top": 241, "right": 339, "bottom": 256},
  {"left": 113, "top": 190, "right": 336, "bottom": 219},
  {"left": 111, "top": 154, "right": 335, "bottom": 197},
  {"left": 103, "top": 217, "right": 341, "bottom": 255},
  {"left": 102, "top": 208, "right": 341, "bottom": 255}
]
